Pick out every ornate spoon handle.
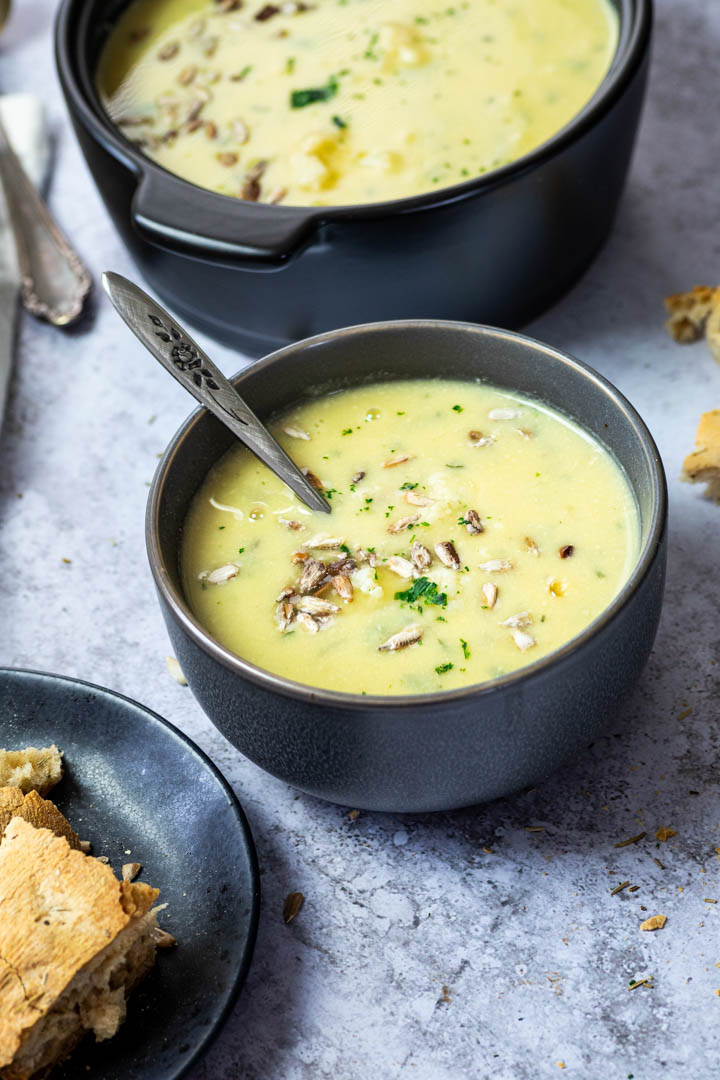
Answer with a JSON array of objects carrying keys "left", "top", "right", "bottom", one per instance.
[
  {"left": 0, "top": 115, "right": 91, "bottom": 326},
  {"left": 102, "top": 272, "right": 331, "bottom": 515}
]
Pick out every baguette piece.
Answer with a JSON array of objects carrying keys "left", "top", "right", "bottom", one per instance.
[
  {"left": 682, "top": 409, "right": 720, "bottom": 502},
  {"left": 0, "top": 789, "right": 80, "bottom": 849},
  {"left": 0, "top": 747, "right": 63, "bottom": 795},
  {"left": 664, "top": 285, "right": 716, "bottom": 343},
  {"left": 0, "top": 819, "right": 160, "bottom": 1080}
]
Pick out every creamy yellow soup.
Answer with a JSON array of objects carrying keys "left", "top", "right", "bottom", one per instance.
[
  {"left": 181, "top": 379, "right": 640, "bottom": 695},
  {"left": 98, "top": 0, "right": 618, "bottom": 207}
]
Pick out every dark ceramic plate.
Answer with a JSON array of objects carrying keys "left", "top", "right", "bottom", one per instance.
[{"left": 0, "top": 668, "right": 260, "bottom": 1080}]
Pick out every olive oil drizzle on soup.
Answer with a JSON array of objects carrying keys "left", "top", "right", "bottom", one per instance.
[
  {"left": 181, "top": 380, "right": 640, "bottom": 696},
  {"left": 98, "top": 0, "right": 618, "bottom": 207}
]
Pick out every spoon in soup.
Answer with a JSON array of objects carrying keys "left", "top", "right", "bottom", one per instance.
[{"left": 102, "top": 272, "right": 331, "bottom": 514}]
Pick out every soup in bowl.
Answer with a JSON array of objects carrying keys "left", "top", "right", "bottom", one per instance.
[
  {"left": 98, "top": 0, "right": 619, "bottom": 207},
  {"left": 148, "top": 321, "right": 666, "bottom": 811}
]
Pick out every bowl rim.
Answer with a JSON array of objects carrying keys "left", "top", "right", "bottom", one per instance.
[
  {"left": 147, "top": 319, "right": 667, "bottom": 710},
  {"left": 55, "top": 0, "right": 653, "bottom": 221}
]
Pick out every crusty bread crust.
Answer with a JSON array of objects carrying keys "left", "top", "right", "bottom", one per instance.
[
  {"left": 0, "top": 819, "right": 158, "bottom": 1076},
  {"left": 683, "top": 409, "right": 720, "bottom": 502},
  {"left": 664, "top": 285, "right": 716, "bottom": 343},
  {"left": 0, "top": 790, "right": 80, "bottom": 850}
]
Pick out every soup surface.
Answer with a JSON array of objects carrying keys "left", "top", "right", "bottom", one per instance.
[
  {"left": 181, "top": 379, "right": 640, "bottom": 695},
  {"left": 98, "top": 0, "right": 618, "bottom": 207}
]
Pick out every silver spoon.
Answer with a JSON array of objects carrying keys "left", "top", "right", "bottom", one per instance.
[
  {"left": 102, "top": 272, "right": 331, "bottom": 515},
  {"left": 0, "top": 114, "right": 91, "bottom": 326}
]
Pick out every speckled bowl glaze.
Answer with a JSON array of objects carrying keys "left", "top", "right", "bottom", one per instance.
[{"left": 147, "top": 321, "right": 667, "bottom": 812}]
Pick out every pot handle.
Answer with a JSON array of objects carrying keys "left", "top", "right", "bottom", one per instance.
[{"left": 131, "top": 168, "right": 321, "bottom": 266}]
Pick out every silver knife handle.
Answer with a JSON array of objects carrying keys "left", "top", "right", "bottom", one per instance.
[{"left": 0, "top": 117, "right": 91, "bottom": 326}]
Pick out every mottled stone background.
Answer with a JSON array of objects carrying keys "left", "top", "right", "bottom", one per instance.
[{"left": 1, "top": 2, "right": 719, "bottom": 1077}]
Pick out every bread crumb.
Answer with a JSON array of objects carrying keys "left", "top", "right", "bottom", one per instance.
[
  {"left": 683, "top": 410, "right": 720, "bottom": 502},
  {"left": 165, "top": 656, "right": 188, "bottom": 686},
  {"left": 640, "top": 914, "right": 667, "bottom": 931},
  {"left": 664, "top": 285, "right": 716, "bottom": 343},
  {"left": 655, "top": 827, "right": 677, "bottom": 842}
]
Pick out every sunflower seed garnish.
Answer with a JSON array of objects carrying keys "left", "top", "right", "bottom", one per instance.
[
  {"left": 410, "top": 540, "right": 433, "bottom": 572},
  {"left": 512, "top": 629, "right": 536, "bottom": 652},
  {"left": 514, "top": 428, "right": 534, "bottom": 439},
  {"left": 296, "top": 611, "right": 319, "bottom": 633},
  {"left": 298, "top": 557, "right": 326, "bottom": 593},
  {"left": 276, "top": 585, "right": 296, "bottom": 602},
  {"left": 283, "top": 424, "right": 310, "bottom": 440},
  {"left": 165, "top": 656, "right": 188, "bottom": 685},
  {"left": 387, "top": 514, "right": 421, "bottom": 534},
  {"left": 559, "top": 545, "right": 575, "bottom": 559},
  {"left": 301, "top": 467, "right": 324, "bottom": 490},
  {"left": 489, "top": 407, "right": 521, "bottom": 420},
  {"left": 203, "top": 35, "right": 220, "bottom": 57},
  {"left": 478, "top": 559, "right": 513, "bottom": 572},
  {"left": 481, "top": 582, "right": 498, "bottom": 609},
  {"left": 501, "top": 612, "right": 533, "bottom": 629},
  {"left": 234, "top": 118, "right": 250, "bottom": 144},
  {"left": 383, "top": 453, "right": 412, "bottom": 468},
  {"left": 525, "top": 536, "right": 540, "bottom": 557},
  {"left": 469, "top": 430, "right": 496, "bottom": 447},
  {"left": 267, "top": 186, "right": 288, "bottom": 204},
  {"left": 280, "top": 518, "right": 305, "bottom": 531},
  {"left": 291, "top": 550, "right": 309, "bottom": 563},
  {"left": 158, "top": 41, "right": 180, "bottom": 60},
  {"left": 304, "top": 534, "right": 345, "bottom": 550},
  {"left": 217, "top": 151, "right": 238, "bottom": 166},
  {"left": 295, "top": 596, "right": 341, "bottom": 616},
  {"left": 404, "top": 491, "right": 434, "bottom": 506},
  {"left": 332, "top": 574, "right": 354, "bottom": 601},
  {"left": 201, "top": 562, "right": 239, "bottom": 584},
  {"left": 387, "top": 555, "right": 415, "bottom": 579},
  {"left": 351, "top": 470, "right": 366, "bottom": 483},
  {"left": 325, "top": 556, "right": 356, "bottom": 576},
  {"left": 205, "top": 120, "right": 218, "bottom": 138},
  {"left": 276, "top": 601, "right": 295, "bottom": 631},
  {"left": 378, "top": 625, "right": 424, "bottom": 652},
  {"left": 435, "top": 541, "right": 461, "bottom": 569},
  {"left": 177, "top": 65, "right": 197, "bottom": 85},
  {"left": 356, "top": 546, "right": 379, "bottom": 567},
  {"left": 464, "top": 509, "right": 484, "bottom": 535}
]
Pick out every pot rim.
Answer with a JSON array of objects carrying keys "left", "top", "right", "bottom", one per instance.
[
  {"left": 146, "top": 319, "right": 667, "bottom": 711},
  {"left": 55, "top": 0, "right": 653, "bottom": 222}
]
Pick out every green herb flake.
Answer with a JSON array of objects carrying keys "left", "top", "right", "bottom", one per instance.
[
  {"left": 218, "top": 525, "right": 225, "bottom": 530},
  {"left": 238, "top": 547, "right": 245, "bottom": 554},
  {"left": 285, "top": 57, "right": 296, "bottom": 74},
  {"left": 452, "top": 404, "right": 463, "bottom": 413},
  {"left": 460, "top": 638, "right": 470, "bottom": 659},
  {"left": 290, "top": 76, "right": 338, "bottom": 109},
  {"left": 342, "top": 427, "right": 353, "bottom": 435},
  {"left": 395, "top": 576, "right": 448, "bottom": 608},
  {"left": 400, "top": 481, "right": 418, "bottom": 491},
  {"left": 332, "top": 115, "right": 348, "bottom": 129},
  {"left": 435, "top": 662, "right": 453, "bottom": 675}
]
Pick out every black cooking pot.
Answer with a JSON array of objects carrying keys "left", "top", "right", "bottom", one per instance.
[{"left": 56, "top": 0, "right": 652, "bottom": 354}]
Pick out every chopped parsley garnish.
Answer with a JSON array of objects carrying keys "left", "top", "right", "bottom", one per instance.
[
  {"left": 238, "top": 547, "right": 245, "bottom": 554},
  {"left": 395, "top": 576, "right": 447, "bottom": 608},
  {"left": 285, "top": 57, "right": 296, "bottom": 74},
  {"left": 400, "top": 481, "right": 418, "bottom": 490},
  {"left": 218, "top": 525, "right": 225, "bottom": 529},
  {"left": 457, "top": 515, "right": 470, "bottom": 526},
  {"left": 460, "top": 638, "right": 470, "bottom": 659},
  {"left": 325, "top": 488, "right": 340, "bottom": 499},
  {"left": 452, "top": 404, "right": 463, "bottom": 413},
  {"left": 332, "top": 115, "right": 348, "bottom": 129},
  {"left": 446, "top": 463, "right": 464, "bottom": 468},
  {"left": 435, "top": 662, "right": 453, "bottom": 675},
  {"left": 339, "top": 543, "right": 350, "bottom": 553},
  {"left": 291, "top": 76, "right": 338, "bottom": 108},
  {"left": 341, "top": 427, "right": 353, "bottom": 435}
]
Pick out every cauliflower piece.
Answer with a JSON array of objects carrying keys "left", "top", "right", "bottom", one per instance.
[{"left": 352, "top": 565, "right": 384, "bottom": 598}]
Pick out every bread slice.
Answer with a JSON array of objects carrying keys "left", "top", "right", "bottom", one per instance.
[
  {"left": 0, "top": 747, "right": 63, "bottom": 796},
  {"left": 0, "top": 819, "right": 160, "bottom": 1080},
  {"left": 664, "top": 285, "right": 716, "bottom": 343},
  {"left": 0, "top": 789, "right": 80, "bottom": 850},
  {"left": 683, "top": 409, "right": 720, "bottom": 502}
]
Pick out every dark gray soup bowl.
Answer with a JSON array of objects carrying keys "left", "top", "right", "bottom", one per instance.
[{"left": 147, "top": 321, "right": 667, "bottom": 813}]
